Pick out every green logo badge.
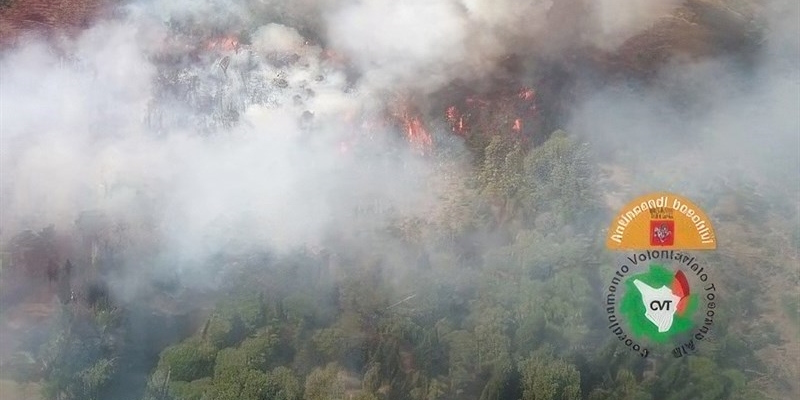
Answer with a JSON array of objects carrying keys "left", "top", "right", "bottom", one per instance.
[
  {"left": 620, "top": 264, "right": 698, "bottom": 343},
  {"left": 605, "top": 251, "right": 720, "bottom": 358}
]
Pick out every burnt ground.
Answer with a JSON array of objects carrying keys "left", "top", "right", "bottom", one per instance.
[{"left": 0, "top": 0, "right": 113, "bottom": 48}]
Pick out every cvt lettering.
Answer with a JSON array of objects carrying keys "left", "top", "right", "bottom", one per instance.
[{"left": 649, "top": 300, "right": 672, "bottom": 311}]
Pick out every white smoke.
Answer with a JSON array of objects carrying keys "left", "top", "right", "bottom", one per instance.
[
  {"left": 570, "top": 0, "right": 800, "bottom": 201},
  {"left": 1, "top": 0, "right": 796, "bottom": 294},
  {"left": 324, "top": 0, "right": 686, "bottom": 91}
]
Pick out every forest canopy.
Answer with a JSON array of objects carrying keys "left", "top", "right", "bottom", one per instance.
[{"left": 0, "top": 0, "right": 798, "bottom": 399}]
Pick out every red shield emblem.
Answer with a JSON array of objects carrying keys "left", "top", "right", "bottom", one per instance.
[{"left": 651, "top": 220, "right": 675, "bottom": 246}]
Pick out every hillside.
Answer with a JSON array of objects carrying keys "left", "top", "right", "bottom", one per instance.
[
  {"left": 0, "top": 0, "right": 796, "bottom": 400},
  {"left": 0, "top": 0, "right": 113, "bottom": 47}
]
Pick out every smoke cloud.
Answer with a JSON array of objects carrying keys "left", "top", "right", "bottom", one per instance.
[
  {"left": 569, "top": 0, "right": 799, "bottom": 202},
  {"left": 324, "top": 0, "right": 687, "bottom": 90},
  {"left": 0, "top": 0, "right": 797, "bottom": 299}
]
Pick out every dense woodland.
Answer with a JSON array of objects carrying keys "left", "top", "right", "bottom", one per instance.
[
  {"left": 0, "top": 1, "right": 798, "bottom": 399},
  {"left": 2, "top": 126, "right": 797, "bottom": 400}
]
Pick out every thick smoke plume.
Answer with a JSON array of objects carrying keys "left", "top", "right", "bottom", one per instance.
[
  {"left": 570, "top": 0, "right": 799, "bottom": 204},
  {"left": 1, "top": 0, "right": 797, "bottom": 297}
]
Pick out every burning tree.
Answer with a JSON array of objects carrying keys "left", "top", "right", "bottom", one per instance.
[
  {"left": 385, "top": 95, "right": 434, "bottom": 156},
  {"left": 444, "top": 85, "right": 540, "bottom": 149}
]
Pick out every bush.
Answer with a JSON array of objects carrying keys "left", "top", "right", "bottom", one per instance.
[
  {"left": 169, "top": 378, "right": 212, "bottom": 400},
  {"left": 205, "top": 314, "right": 239, "bottom": 349},
  {"left": 211, "top": 367, "right": 269, "bottom": 400},
  {"left": 265, "top": 367, "right": 302, "bottom": 400},
  {"left": 157, "top": 337, "right": 217, "bottom": 382},
  {"left": 218, "top": 292, "right": 267, "bottom": 334},
  {"left": 237, "top": 331, "right": 280, "bottom": 371}
]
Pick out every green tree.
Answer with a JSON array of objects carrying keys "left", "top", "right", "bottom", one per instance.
[
  {"left": 207, "top": 291, "right": 268, "bottom": 348},
  {"left": 427, "top": 378, "right": 448, "bottom": 400},
  {"left": 265, "top": 366, "right": 302, "bottom": 400},
  {"left": 655, "top": 357, "right": 767, "bottom": 400},
  {"left": 39, "top": 308, "right": 120, "bottom": 400},
  {"left": 522, "top": 130, "right": 600, "bottom": 224},
  {"left": 283, "top": 292, "right": 322, "bottom": 325},
  {"left": 362, "top": 363, "right": 382, "bottom": 393},
  {"left": 237, "top": 329, "right": 280, "bottom": 371},
  {"left": 471, "top": 306, "right": 512, "bottom": 369},
  {"left": 141, "top": 369, "right": 176, "bottom": 400},
  {"left": 204, "top": 314, "right": 238, "bottom": 349},
  {"left": 477, "top": 135, "right": 526, "bottom": 228},
  {"left": 312, "top": 311, "right": 366, "bottom": 363},
  {"left": 587, "top": 369, "right": 652, "bottom": 400},
  {"left": 156, "top": 337, "right": 217, "bottom": 382},
  {"left": 211, "top": 345, "right": 271, "bottom": 400},
  {"left": 443, "top": 330, "right": 477, "bottom": 393},
  {"left": 479, "top": 359, "right": 517, "bottom": 400},
  {"left": 351, "top": 392, "right": 379, "bottom": 400},
  {"left": 434, "top": 171, "right": 486, "bottom": 240},
  {"left": 168, "top": 378, "right": 212, "bottom": 400},
  {"left": 304, "top": 363, "right": 345, "bottom": 400},
  {"left": 518, "top": 349, "right": 581, "bottom": 400},
  {"left": 211, "top": 367, "right": 269, "bottom": 400}
]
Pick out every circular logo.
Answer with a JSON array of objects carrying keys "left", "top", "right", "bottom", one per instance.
[{"left": 605, "top": 251, "right": 719, "bottom": 358}]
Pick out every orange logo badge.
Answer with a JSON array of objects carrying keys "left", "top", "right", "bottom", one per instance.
[{"left": 606, "top": 192, "right": 716, "bottom": 251}]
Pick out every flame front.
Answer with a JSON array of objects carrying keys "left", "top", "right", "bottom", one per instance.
[
  {"left": 444, "top": 85, "right": 539, "bottom": 141},
  {"left": 301, "top": 84, "right": 537, "bottom": 159},
  {"left": 205, "top": 35, "right": 239, "bottom": 53},
  {"left": 518, "top": 87, "right": 535, "bottom": 101},
  {"left": 386, "top": 95, "right": 434, "bottom": 155},
  {"left": 512, "top": 118, "right": 522, "bottom": 133},
  {"left": 446, "top": 106, "right": 466, "bottom": 136},
  {"left": 403, "top": 114, "right": 433, "bottom": 154}
]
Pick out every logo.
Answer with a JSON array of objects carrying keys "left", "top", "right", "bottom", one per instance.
[
  {"left": 604, "top": 193, "right": 719, "bottom": 358},
  {"left": 605, "top": 251, "right": 718, "bottom": 358},
  {"left": 650, "top": 220, "right": 674, "bottom": 246},
  {"left": 606, "top": 192, "right": 716, "bottom": 250},
  {"left": 621, "top": 266, "right": 695, "bottom": 338}
]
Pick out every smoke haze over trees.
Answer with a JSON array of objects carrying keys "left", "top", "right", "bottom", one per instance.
[{"left": 0, "top": 0, "right": 797, "bottom": 399}]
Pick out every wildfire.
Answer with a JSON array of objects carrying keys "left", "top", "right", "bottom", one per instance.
[
  {"left": 518, "top": 87, "right": 535, "bottom": 101},
  {"left": 445, "top": 106, "right": 466, "bottom": 136},
  {"left": 512, "top": 118, "right": 522, "bottom": 133},
  {"left": 386, "top": 95, "right": 434, "bottom": 155},
  {"left": 204, "top": 35, "right": 240, "bottom": 53},
  {"left": 444, "top": 85, "right": 539, "bottom": 140},
  {"left": 403, "top": 114, "right": 433, "bottom": 154}
]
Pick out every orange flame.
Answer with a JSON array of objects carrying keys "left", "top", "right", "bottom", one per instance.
[
  {"left": 512, "top": 118, "right": 522, "bottom": 133},
  {"left": 446, "top": 106, "right": 459, "bottom": 124},
  {"left": 518, "top": 87, "right": 535, "bottom": 101},
  {"left": 404, "top": 114, "right": 433, "bottom": 154},
  {"left": 205, "top": 35, "right": 239, "bottom": 52},
  {"left": 445, "top": 106, "right": 466, "bottom": 136},
  {"left": 387, "top": 96, "right": 433, "bottom": 154}
]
